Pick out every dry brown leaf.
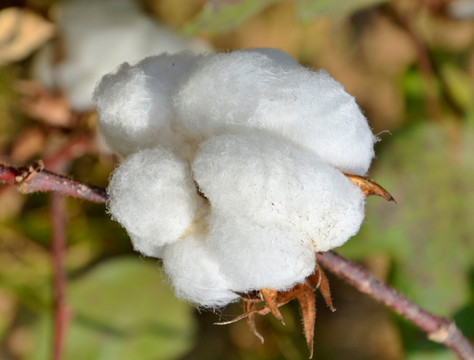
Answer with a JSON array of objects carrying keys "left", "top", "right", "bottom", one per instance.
[
  {"left": 16, "top": 80, "right": 72, "bottom": 127},
  {"left": 10, "top": 126, "right": 46, "bottom": 163},
  {"left": 360, "top": 14, "right": 416, "bottom": 75},
  {"left": 0, "top": 7, "right": 55, "bottom": 65}
]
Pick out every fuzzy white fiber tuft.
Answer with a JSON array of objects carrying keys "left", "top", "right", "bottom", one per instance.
[
  {"left": 107, "top": 147, "right": 199, "bottom": 257},
  {"left": 162, "top": 233, "right": 241, "bottom": 308},
  {"left": 94, "top": 53, "right": 200, "bottom": 157},
  {"left": 97, "top": 48, "right": 376, "bottom": 306}
]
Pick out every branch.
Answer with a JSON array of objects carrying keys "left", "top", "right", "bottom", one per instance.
[
  {"left": 0, "top": 162, "right": 106, "bottom": 203},
  {"left": 317, "top": 251, "right": 474, "bottom": 360},
  {"left": 50, "top": 192, "right": 70, "bottom": 360},
  {"left": 1, "top": 162, "right": 472, "bottom": 359}
]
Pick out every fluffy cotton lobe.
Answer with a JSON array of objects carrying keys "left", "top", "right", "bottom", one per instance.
[
  {"left": 96, "top": 48, "right": 375, "bottom": 307},
  {"left": 107, "top": 147, "right": 199, "bottom": 258}
]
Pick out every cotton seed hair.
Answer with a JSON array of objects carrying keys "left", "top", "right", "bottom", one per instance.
[{"left": 94, "top": 48, "right": 376, "bottom": 308}]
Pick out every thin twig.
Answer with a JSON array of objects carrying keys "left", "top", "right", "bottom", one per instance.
[
  {"left": 317, "top": 251, "right": 474, "bottom": 360},
  {"left": 46, "top": 139, "right": 87, "bottom": 360},
  {"left": 50, "top": 192, "right": 70, "bottom": 360},
  {"left": 0, "top": 162, "right": 106, "bottom": 203}
]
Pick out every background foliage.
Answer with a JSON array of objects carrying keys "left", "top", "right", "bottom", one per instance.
[{"left": 0, "top": 0, "right": 473, "bottom": 359}]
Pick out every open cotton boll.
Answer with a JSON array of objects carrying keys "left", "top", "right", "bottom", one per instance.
[
  {"left": 107, "top": 147, "right": 199, "bottom": 257},
  {"left": 94, "top": 53, "right": 199, "bottom": 156},
  {"left": 162, "top": 233, "right": 240, "bottom": 307},
  {"left": 33, "top": 0, "right": 211, "bottom": 111},
  {"left": 207, "top": 215, "right": 316, "bottom": 292},
  {"left": 174, "top": 49, "right": 375, "bottom": 175},
  {"left": 193, "top": 133, "right": 366, "bottom": 252}
]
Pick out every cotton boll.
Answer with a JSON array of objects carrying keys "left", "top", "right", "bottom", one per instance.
[
  {"left": 55, "top": 0, "right": 211, "bottom": 110},
  {"left": 107, "top": 147, "right": 199, "bottom": 257},
  {"left": 193, "top": 133, "right": 366, "bottom": 253},
  {"left": 33, "top": 0, "right": 212, "bottom": 111},
  {"left": 162, "top": 232, "right": 240, "bottom": 307},
  {"left": 207, "top": 215, "right": 316, "bottom": 292},
  {"left": 31, "top": 45, "right": 56, "bottom": 91},
  {"left": 94, "top": 53, "right": 199, "bottom": 156}
]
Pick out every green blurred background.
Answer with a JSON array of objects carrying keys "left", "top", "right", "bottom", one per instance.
[{"left": 0, "top": 0, "right": 473, "bottom": 359}]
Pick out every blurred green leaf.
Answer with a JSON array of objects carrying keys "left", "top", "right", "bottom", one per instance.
[
  {"left": 25, "top": 257, "right": 197, "bottom": 360},
  {"left": 341, "top": 123, "right": 474, "bottom": 317},
  {"left": 0, "top": 227, "right": 51, "bottom": 312},
  {"left": 296, "top": 0, "right": 389, "bottom": 23},
  {"left": 0, "top": 290, "right": 16, "bottom": 342},
  {"left": 407, "top": 348, "right": 455, "bottom": 360},
  {"left": 180, "top": 0, "right": 281, "bottom": 35}
]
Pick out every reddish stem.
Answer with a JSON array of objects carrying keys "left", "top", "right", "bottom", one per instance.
[
  {"left": 317, "top": 251, "right": 474, "bottom": 360},
  {"left": 50, "top": 192, "right": 70, "bottom": 360},
  {"left": 0, "top": 162, "right": 106, "bottom": 203}
]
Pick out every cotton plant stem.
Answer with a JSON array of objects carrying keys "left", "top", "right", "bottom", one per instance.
[
  {"left": 46, "top": 140, "right": 88, "bottom": 360},
  {"left": 0, "top": 162, "right": 107, "bottom": 203},
  {"left": 317, "top": 251, "right": 474, "bottom": 360},
  {"left": 1, "top": 162, "right": 472, "bottom": 359},
  {"left": 50, "top": 192, "right": 70, "bottom": 360}
]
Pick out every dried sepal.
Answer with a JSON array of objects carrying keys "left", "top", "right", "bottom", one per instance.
[
  {"left": 243, "top": 298, "right": 265, "bottom": 344},
  {"left": 293, "top": 282, "right": 316, "bottom": 357},
  {"left": 260, "top": 288, "right": 285, "bottom": 325},
  {"left": 344, "top": 173, "right": 396, "bottom": 203},
  {"left": 312, "top": 266, "right": 335, "bottom": 312},
  {"left": 216, "top": 263, "right": 333, "bottom": 358}
]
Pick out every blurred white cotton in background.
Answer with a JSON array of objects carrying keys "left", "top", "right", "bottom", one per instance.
[
  {"left": 448, "top": 0, "right": 474, "bottom": 19},
  {"left": 32, "top": 0, "right": 211, "bottom": 111}
]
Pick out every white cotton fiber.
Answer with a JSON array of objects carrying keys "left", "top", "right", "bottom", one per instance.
[
  {"left": 174, "top": 49, "right": 375, "bottom": 175},
  {"left": 107, "top": 147, "right": 198, "bottom": 257},
  {"left": 94, "top": 53, "right": 199, "bottom": 156},
  {"left": 33, "top": 0, "right": 211, "bottom": 111},
  {"left": 193, "top": 133, "right": 366, "bottom": 252},
  {"left": 207, "top": 215, "right": 316, "bottom": 292},
  {"left": 162, "top": 232, "right": 240, "bottom": 307},
  {"left": 249, "top": 68, "right": 375, "bottom": 175},
  {"left": 174, "top": 50, "right": 292, "bottom": 138},
  {"left": 97, "top": 48, "right": 378, "bottom": 308},
  {"left": 244, "top": 48, "right": 300, "bottom": 68}
]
